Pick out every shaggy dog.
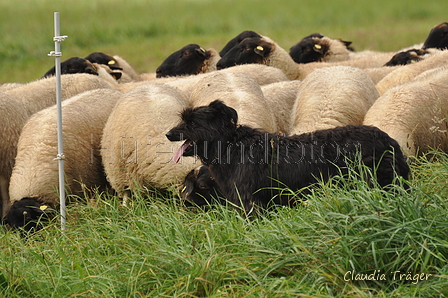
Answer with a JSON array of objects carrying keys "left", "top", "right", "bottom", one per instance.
[{"left": 166, "top": 100, "right": 410, "bottom": 213}]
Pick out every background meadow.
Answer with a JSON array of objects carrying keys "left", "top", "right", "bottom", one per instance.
[{"left": 1, "top": 0, "right": 448, "bottom": 297}]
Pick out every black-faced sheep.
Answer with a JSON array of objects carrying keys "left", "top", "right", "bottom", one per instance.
[
  {"left": 0, "top": 92, "right": 29, "bottom": 218},
  {"left": 216, "top": 35, "right": 396, "bottom": 80},
  {"left": 41, "top": 57, "right": 98, "bottom": 79},
  {"left": 376, "top": 50, "right": 448, "bottom": 94},
  {"left": 6, "top": 88, "right": 123, "bottom": 228},
  {"left": 290, "top": 66, "right": 379, "bottom": 135},
  {"left": 383, "top": 49, "right": 433, "bottom": 66},
  {"left": 364, "top": 66, "right": 448, "bottom": 157},
  {"left": 219, "top": 30, "right": 262, "bottom": 57},
  {"left": 289, "top": 34, "right": 352, "bottom": 63},
  {"left": 0, "top": 74, "right": 111, "bottom": 218},
  {"left": 155, "top": 44, "right": 220, "bottom": 78},
  {"left": 85, "top": 52, "right": 122, "bottom": 70},
  {"left": 422, "top": 22, "right": 448, "bottom": 50}
]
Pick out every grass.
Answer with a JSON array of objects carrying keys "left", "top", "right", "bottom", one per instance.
[
  {"left": 1, "top": 151, "right": 447, "bottom": 297},
  {"left": 1, "top": 0, "right": 448, "bottom": 83},
  {"left": 1, "top": 0, "right": 448, "bottom": 296}
]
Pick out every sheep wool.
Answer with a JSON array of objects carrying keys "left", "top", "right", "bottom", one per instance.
[
  {"left": 364, "top": 66, "right": 448, "bottom": 157},
  {"left": 0, "top": 93, "right": 29, "bottom": 217},
  {"left": 290, "top": 66, "right": 379, "bottom": 135},
  {"left": 101, "top": 84, "right": 197, "bottom": 197},
  {"left": 5, "top": 73, "right": 111, "bottom": 117},
  {"left": 261, "top": 80, "right": 302, "bottom": 134},
  {"left": 8, "top": 89, "right": 123, "bottom": 209},
  {"left": 189, "top": 72, "right": 278, "bottom": 132}
]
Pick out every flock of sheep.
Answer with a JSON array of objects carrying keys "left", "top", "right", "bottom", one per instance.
[{"left": 1, "top": 21, "right": 447, "bottom": 228}]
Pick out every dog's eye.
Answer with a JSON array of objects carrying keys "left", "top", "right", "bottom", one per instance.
[{"left": 189, "top": 121, "right": 196, "bottom": 127}]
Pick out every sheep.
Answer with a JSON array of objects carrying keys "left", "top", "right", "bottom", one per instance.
[
  {"left": 6, "top": 88, "right": 124, "bottom": 228},
  {"left": 363, "top": 66, "right": 448, "bottom": 157},
  {"left": 290, "top": 66, "right": 379, "bottom": 135},
  {"left": 0, "top": 92, "right": 29, "bottom": 218},
  {"left": 101, "top": 84, "right": 198, "bottom": 199},
  {"left": 41, "top": 57, "right": 98, "bottom": 79},
  {"left": 112, "top": 55, "right": 143, "bottom": 82},
  {"left": 0, "top": 83, "right": 22, "bottom": 92},
  {"left": 376, "top": 50, "right": 448, "bottom": 94},
  {"left": 289, "top": 35, "right": 352, "bottom": 63},
  {"left": 189, "top": 72, "right": 278, "bottom": 132},
  {"left": 422, "top": 22, "right": 448, "bottom": 50},
  {"left": 0, "top": 74, "right": 111, "bottom": 217},
  {"left": 5, "top": 73, "right": 111, "bottom": 117},
  {"left": 383, "top": 48, "right": 434, "bottom": 66},
  {"left": 362, "top": 65, "right": 402, "bottom": 85},
  {"left": 155, "top": 44, "right": 220, "bottom": 78},
  {"left": 219, "top": 30, "right": 262, "bottom": 57},
  {"left": 261, "top": 80, "right": 302, "bottom": 133},
  {"left": 216, "top": 35, "right": 397, "bottom": 80}
]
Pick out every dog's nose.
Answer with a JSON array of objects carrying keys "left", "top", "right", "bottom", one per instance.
[{"left": 165, "top": 131, "right": 173, "bottom": 140}]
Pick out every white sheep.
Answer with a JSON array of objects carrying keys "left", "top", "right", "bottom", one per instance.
[
  {"left": 376, "top": 50, "right": 448, "bottom": 94},
  {"left": 0, "top": 92, "right": 29, "bottom": 217},
  {"left": 364, "top": 66, "right": 448, "bottom": 157},
  {"left": 101, "top": 84, "right": 198, "bottom": 198},
  {"left": 261, "top": 80, "right": 302, "bottom": 133},
  {"left": 217, "top": 35, "right": 397, "bottom": 81},
  {"left": 290, "top": 66, "right": 379, "bottom": 134},
  {"left": 7, "top": 89, "right": 124, "bottom": 214},
  {"left": 5, "top": 74, "right": 111, "bottom": 117},
  {"left": 189, "top": 72, "right": 278, "bottom": 132}
]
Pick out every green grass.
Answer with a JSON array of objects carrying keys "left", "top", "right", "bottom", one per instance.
[
  {"left": 1, "top": 151, "right": 447, "bottom": 297},
  {"left": 1, "top": 0, "right": 448, "bottom": 83},
  {"left": 1, "top": 1, "right": 448, "bottom": 296}
]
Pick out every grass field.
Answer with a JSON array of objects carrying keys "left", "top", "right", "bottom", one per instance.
[
  {"left": 1, "top": 0, "right": 448, "bottom": 297},
  {"left": 1, "top": 0, "right": 448, "bottom": 83}
]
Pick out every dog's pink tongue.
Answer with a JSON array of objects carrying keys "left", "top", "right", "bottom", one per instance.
[{"left": 173, "top": 141, "right": 192, "bottom": 163}]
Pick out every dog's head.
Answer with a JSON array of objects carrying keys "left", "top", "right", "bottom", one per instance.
[
  {"left": 166, "top": 100, "right": 238, "bottom": 162},
  {"left": 181, "top": 166, "right": 222, "bottom": 206}
]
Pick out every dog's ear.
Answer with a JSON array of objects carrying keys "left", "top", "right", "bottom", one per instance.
[{"left": 208, "top": 100, "right": 238, "bottom": 125}]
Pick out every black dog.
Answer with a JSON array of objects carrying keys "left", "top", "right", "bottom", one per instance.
[
  {"left": 166, "top": 100, "right": 410, "bottom": 213},
  {"left": 181, "top": 166, "right": 225, "bottom": 207}
]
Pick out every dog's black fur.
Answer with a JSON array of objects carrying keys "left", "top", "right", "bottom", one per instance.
[
  {"left": 166, "top": 100, "right": 410, "bottom": 213},
  {"left": 181, "top": 166, "right": 225, "bottom": 207}
]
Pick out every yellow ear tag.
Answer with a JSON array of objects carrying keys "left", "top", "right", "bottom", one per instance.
[
  {"left": 108, "top": 60, "right": 116, "bottom": 65},
  {"left": 314, "top": 44, "right": 322, "bottom": 49},
  {"left": 200, "top": 47, "right": 206, "bottom": 52},
  {"left": 256, "top": 46, "right": 264, "bottom": 51},
  {"left": 181, "top": 186, "right": 187, "bottom": 193},
  {"left": 40, "top": 205, "right": 48, "bottom": 211}
]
